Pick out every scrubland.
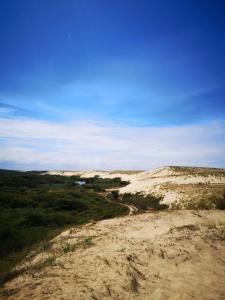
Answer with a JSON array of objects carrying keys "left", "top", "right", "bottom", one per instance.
[{"left": 1, "top": 166, "right": 225, "bottom": 299}]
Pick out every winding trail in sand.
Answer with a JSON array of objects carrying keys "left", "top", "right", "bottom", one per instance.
[{"left": 120, "top": 203, "right": 138, "bottom": 215}]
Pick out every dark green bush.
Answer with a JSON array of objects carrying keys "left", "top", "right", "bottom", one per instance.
[
  {"left": 215, "top": 195, "right": 225, "bottom": 210},
  {"left": 122, "top": 192, "right": 168, "bottom": 210},
  {"left": 0, "top": 226, "right": 24, "bottom": 256},
  {"left": 82, "top": 176, "right": 129, "bottom": 191},
  {"left": 20, "top": 211, "right": 78, "bottom": 227},
  {"left": 111, "top": 190, "right": 119, "bottom": 200},
  {"left": 53, "top": 198, "right": 87, "bottom": 211},
  {"left": 0, "top": 193, "right": 37, "bottom": 208}
]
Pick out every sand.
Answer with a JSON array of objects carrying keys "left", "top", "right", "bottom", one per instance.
[
  {"left": 45, "top": 167, "right": 225, "bottom": 207},
  {"left": 2, "top": 210, "right": 225, "bottom": 300}
]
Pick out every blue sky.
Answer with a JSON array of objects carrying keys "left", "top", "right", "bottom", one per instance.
[{"left": 0, "top": 0, "right": 225, "bottom": 169}]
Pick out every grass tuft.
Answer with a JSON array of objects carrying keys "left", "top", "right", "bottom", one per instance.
[{"left": 62, "top": 237, "right": 95, "bottom": 254}]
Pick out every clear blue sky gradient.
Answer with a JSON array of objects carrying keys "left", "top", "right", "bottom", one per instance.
[
  {"left": 1, "top": 0, "right": 225, "bottom": 125},
  {"left": 0, "top": 0, "right": 225, "bottom": 169}
]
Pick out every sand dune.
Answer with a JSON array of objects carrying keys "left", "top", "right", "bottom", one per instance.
[
  {"left": 2, "top": 210, "right": 225, "bottom": 299},
  {"left": 46, "top": 166, "right": 225, "bottom": 207}
]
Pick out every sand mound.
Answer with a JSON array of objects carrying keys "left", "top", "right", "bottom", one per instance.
[{"left": 2, "top": 210, "right": 225, "bottom": 299}]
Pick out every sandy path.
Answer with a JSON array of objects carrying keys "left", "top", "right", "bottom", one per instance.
[
  {"left": 121, "top": 203, "right": 138, "bottom": 215},
  {"left": 2, "top": 210, "right": 225, "bottom": 300}
]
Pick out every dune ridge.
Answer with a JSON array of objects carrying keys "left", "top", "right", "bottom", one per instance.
[{"left": 46, "top": 166, "right": 225, "bottom": 207}]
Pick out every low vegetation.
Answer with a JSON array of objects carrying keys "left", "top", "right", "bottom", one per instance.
[
  {"left": 171, "top": 194, "right": 225, "bottom": 210},
  {"left": 111, "top": 192, "right": 169, "bottom": 211},
  {"left": 202, "top": 214, "right": 225, "bottom": 229},
  {"left": 80, "top": 175, "right": 129, "bottom": 192},
  {"left": 62, "top": 237, "right": 95, "bottom": 254},
  {"left": 109, "top": 170, "right": 143, "bottom": 175},
  {"left": 169, "top": 166, "right": 225, "bottom": 177},
  {"left": 0, "top": 169, "right": 128, "bottom": 284}
]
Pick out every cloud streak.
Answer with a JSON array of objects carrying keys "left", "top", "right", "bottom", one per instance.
[{"left": 0, "top": 117, "right": 224, "bottom": 170}]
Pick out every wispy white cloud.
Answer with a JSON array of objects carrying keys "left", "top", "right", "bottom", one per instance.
[
  {"left": 0, "top": 106, "right": 15, "bottom": 116},
  {"left": 0, "top": 117, "right": 224, "bottom": 170}
]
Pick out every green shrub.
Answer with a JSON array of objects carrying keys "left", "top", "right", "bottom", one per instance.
[
  {"left": 111, "top": 190, "right": 119, "bottom": 200},
  {"left": 53, "top": 198, "right": 87, "bottom": 211},
  {"left": 122, "top": 193, "right": 168, "bottom": 210},
  {"left": 0, "top": 226, "right": 24, "bottom": 256},
  {"left": 215, "top": 195, "right": 225, "bottom": 210}
]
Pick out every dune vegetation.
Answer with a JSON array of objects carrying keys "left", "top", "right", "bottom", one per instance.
[{"left": 0, "top": 170, "right": 129, "bottom": 284}]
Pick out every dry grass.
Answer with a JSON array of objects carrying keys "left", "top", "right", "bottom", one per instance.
[
  {"left": 62, "top": 237, "right": 95, "bottom": 253},
  {"left": 109, "top": 170, "right": 143, "bottom": 175},
  {"left": 202, "top": 214, "right": 225, "bottom": 229},
  {"left": 129, "top": 273, "right": 139, "bottom": 293},
  {"left": 169, "top": 166, "right": 225, "bottom": 177},
  {"left": 0, "top": 255, "right": 57, "bottom": 286}
]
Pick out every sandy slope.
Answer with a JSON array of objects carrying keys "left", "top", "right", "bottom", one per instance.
[
  {"left": 2, "top": 210, "right": 225, "bottom": 300},
  {"left": 45, "top": 167, "right": 225, "bottom": 207}
]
